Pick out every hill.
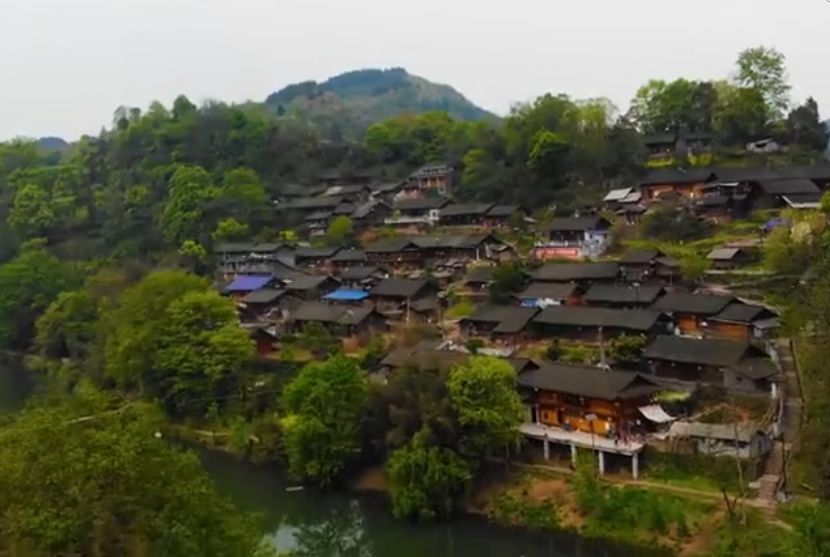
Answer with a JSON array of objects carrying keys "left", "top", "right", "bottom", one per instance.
[{"left": 264, "top": 68, "right": 496, "bottom": 139}]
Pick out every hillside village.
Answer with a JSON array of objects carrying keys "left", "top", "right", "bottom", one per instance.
[{"left": 215, "top": 157, "right": 815, "bottom": 498}]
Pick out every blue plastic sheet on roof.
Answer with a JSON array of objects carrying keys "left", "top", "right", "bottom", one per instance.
[
  {"left": 323, "top": 289, "right": 369, "bottom": 301},
  {"left": 761, "top": 217, "right": 790, "bottom": 232},
  {"left": 224, "top": 275, "right": 273, "bottom": 293}
]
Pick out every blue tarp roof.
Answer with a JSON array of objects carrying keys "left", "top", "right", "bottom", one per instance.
[
  {"left": 224, "top": 275, "right": 274, "bottom": 293},
  {"left": 323, "top": 289, "right": 369, "bottom": 301}
]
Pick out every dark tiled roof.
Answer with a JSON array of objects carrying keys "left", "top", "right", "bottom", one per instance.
[
  {"left": 712, "top": 303, "right": 775, "bottom": 323},
  {"left": 707, "top": 248, "right": 742, "bottom": 261},
  {"left": 281, "top": 197, "right": 342, "bottom": 210},
  {"left": 461, "top": 305, "right": 540, "bottom": 333},
  {"left": 530, "top": 262, "right": 620, "bottom": 282},
  {"left": 340, "top": 266, "right": 383, "bottom": 281},
  {"left": 352, "top": 200, "right": 389, "bottom": 219},
  {"left": 296, "top": 246, "right": 341, "bottom": 259},
  {"left": 291, "top": 302, "right": 377, "bottom": 325},
  {"left": 364, "top": 238, "right": 420, "bottom": 253},
  {"left": 370, "top": 278, "right": 431, "bottom": 299},
  {"left": 652, "top": 292, "right": 734, "bottom": 315},
  {"left": 393, "top": 197, "right": 451, "bottom": 211},
  {"left": 305, "top": 210, "right": 333, "bottom": 221},
  {"left": 712, "top": 167, "right": 784, "bottom": 182},
  {"left": 641, "top": 168, "right": 716, "bottom": 186},
  {"left": 643, "top": 335, "right": 749, "bottom": 367},
  {"left": 583, "top": 284, "right": 664, "bottom": 305},
  {"left": 533, "top": 307, "right": 665, "bottom": 332},
  {"left": 412, "top": 234, "right": 503, "bottom": 250},
  {"left": 240, "top": 288, "right": 287, "bottom": 304},
  {"left": 440, "top": 203, "right": 495, "bottom": 217},
  {"left": 517, "top": 282, "right": 579, "bottom": 300},
  {"left": 757, "top": 178, "right": 820, "bottom": 196},
  {"left": 487, "top": 205, "right": 521, "bottom": 217},
  {"left": 518, "top": 365, "right": 660, "bottom": 400},
  {"left": 547, "top": 216, "right": 610, "bottom": 232},
  {"left": 331, "top": 249, "right": 366, "bottom": 262},
  {"left": 284, "top": 276, "right": 337, "bottom": 292}
]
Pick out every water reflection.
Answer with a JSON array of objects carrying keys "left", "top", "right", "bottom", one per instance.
[{"left": 291, "top": 501, "right": 372, "bottom": 557}]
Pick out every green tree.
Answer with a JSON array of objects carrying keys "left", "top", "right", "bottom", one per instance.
[
  {"left": 212, "top": 217, "right": 250, "bottom": 243},
  {"left": 736, "top": 46, "right": 790, "bottom": 120},
  {"left": 326, "top": 215, "right": 355, "bottom": 246},
  {"left": 35, "top": 290, "right": 99, "bottom": 359},
  {"left": 447, "top": 356, "right": 525, "bottom": 462},
  {"left": 280, "top": 355, "right": 370, "bottom": 486},
  {"left": 0, "top": 246, "right": 75, "bottom": 349},
  {"left": 641, "top": 208, "right": 710, "bottom": 242},
  {"left": 489, "top": 263, "right": 526, "bottom": 304},
  {"left": 161, "top": 165, "right": 217, "bottom": 246},
  {"left": 8, "top": 182, "right": 55, "bottom": 239},
  {"left": 0, "top": 400, "right": 269, "bottom": 556},
  {"left": 786, "top": 98, "right": 828, "bottom": 152},
  {"left": 607, "top": 335, "right": 647, "bottom": 364},
  {"left": 217, "top": 167, "right": 268, "bottom": 222},
  {"left": 387, "top": 438, "right": 472, "bottom": 521}
]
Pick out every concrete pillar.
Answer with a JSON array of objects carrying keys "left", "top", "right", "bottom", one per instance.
[
  {"left": 543, "top": 437, "right": 550, "bottom": 460},
  {"left": 598, "top": 450, "right": 605, "bottom": 475},
  {"left": 570, "top": 444, "right": 578, "bottom": 465},
  {"left": 632, "top": 452, "right": 639, "bottom": 480}
]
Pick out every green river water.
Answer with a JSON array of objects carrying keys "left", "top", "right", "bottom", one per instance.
[{"left": 0, "top": 363, "right": 665, "bottom": 557}]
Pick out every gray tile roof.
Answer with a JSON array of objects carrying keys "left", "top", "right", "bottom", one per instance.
[
  {"left": 652, "top": 292, "right": 734, "bottom": 315},
  {"left": 533, "top": 307, "right": 665, "bottom": 332},
  {"left": 530, "top": 262, "right": 620, "bottom": 282},
  {"left": 583, "top": 284, "right": 664, "bottom": 305},
  {"left": 518, "top": 364, "right": 660, "bottom": 400},
  {"left": 643, "top": 335, "right": 750, "bottom": 367}
]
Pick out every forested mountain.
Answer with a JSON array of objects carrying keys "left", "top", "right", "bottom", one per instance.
[{"left": 264, "top": 68, "right": 496, "bottom": 139}]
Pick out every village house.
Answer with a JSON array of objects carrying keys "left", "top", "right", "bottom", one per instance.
[
  {"left": 365, "top": 238, "right": 424, "bottom": 267},
  {"left": 532, "top": 306, "right": 672, "bottom": 341},
  {"left": 752, "top": 178, "right": 822, "bottom": 210},
  {"left": 350, "top": 200, "right": 391, "bottom": 229},
  {"left": 534, "top": 216, "right": 612, "bottom": 260},
  {"left": 582, "top": 284, "right": 665, "bottom": 309},
  {"left": 459, "top": 305, "right": 540, "bottom": 345},
  {"left": 214, "top": 242, "right": 299, "bottom": 279},
  {"left": 703, "top": 303, "right": 779, "bottom": 341},
  {"left": 639, "top": 168, "right": 716, "bottom": 204},
  {"left": 238, "top": 288, "right": 299, "bottom": 323},
  {"left": 483, "top": 205, "right": 524, "bottom": 228},
  {"left": 320, "top": 184, "right": 372, "bottom": 202},
  {"left": 651, "top": 292, "right": 736, "bottom": 336},
  {"left": 517, "top": 363, "right": 661, "bottom": 478},
  {"left": 666, "top": 422, "right": 772, "bottom": 459},
  {"left": 385, "top": 197, "right": 450, "bottom": 228},
  {"left": 222, "top": 274, "right": 280, "bottom": 300},
  {"left": 516, "top": 282, "right": 580, "bottom": 308},
  {"left": 369, "top": 278, "right": 438, "bottom": 313},
  {"left": 283, "top": 275, "right": 340, "bottom": 300},
  {"left": 462, "top": 266, "right": 497, "bottom": 295},
  {"left": 337, "top": 265, "right": 387, "bottom": 289},
  {"left": 642, "top": 335, "right": 779, "bottom": 394},
  {"left": 706, "top": 247, "right": 751, "bottom": 270},
  {"left": 331, "top": 249, "right": 367, "bottom": 270},
  {"left": 603, "top": 187, "right": 643, "bottom": 212},
  {"left": 288, "top": 302, "right": 388, "bottom": 341},
  {"left": 618, "top": 249, "right": 679, "bottom": 284},
  {"left": 529, "top": 262, "right": 620, "bottom": 285},
  {"left": 294, "top": 246, "right": 341, "bottom": 273},
  {"left": 399, "top": 163, "right": 454, "bottom": 197},
  {"left": 278, "top": 195, "right": 343, "bottom": 215},
  {"left": 304, "top": 211, "right": 333, "bottom": 236},
  {"left": 438, "top": 203, "right": 495, "bottom": 226}
]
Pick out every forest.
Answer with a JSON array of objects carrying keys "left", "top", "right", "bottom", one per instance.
[{"left": 1, "top": 45, "right": 830, "bottom": 555}]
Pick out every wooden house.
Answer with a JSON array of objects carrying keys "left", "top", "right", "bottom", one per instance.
[
  {"left": 238, "top": 288, "right": 299, "bottom": 323},
  {"left": 386, "top": 197, "right": 450, "bottom": 227},
  {"left": 703, "top": 303, "right": 779, "bottom": 341},
  {"left": 516, "top": 282, "right": 580, "bottom": 308},
  {"left": 532, "top": 307, "right": 672, "bottom": 342},
  {"left": 459, "top": 305, "right": 540, "bottom": 345},
  {"left": 463, "top": 266, "right": 497, "bottom": 294},
  {"left": 517, "top": 364, "right": 661, "bottom": 437},
  {"left": 534, "top": 216, "right": 611, "bottom": 260},
  {"left": 331, "top": 249, "right": 367, "bottom": 270},
  {"left": 222, "top": 275, "right": 280, "bottom": 300},
  {"left": 582, "top": 284, "right": 664, "bottom": 309},
  {"left": 618, "top": 250, "right": 679, "bottom": 284},
  {"left": 484, "top": 205, "right": 524, "bottom": 228},
  {"left": 651, "top": 292, "right": 735, "bottom": 335},
  {"left": 283, "top": 275, "right": 340, "bottom": 300},
  {"left": 351, "top": 200, "right": 391, "bottom": 229},
  {"left": 288, "top": 302, "right": 387, "bottom": 341},
  {"left": 294, "top": 247, "right": 341, "bottom": 273},
  {"left": 369, "top": 278, "right": 438, "bottom": 312},
  {"left": 438, "top": 203, "right": 495, "bottom": 226},
  {"left": 338, "top": 265, "right": 387, "bottom": 289},
  {"left": 365, "top": 238, "right": 423, "bottom": 266},
  {"left": 639, "top": 168, "right": 716, "bottom": 204},
  {"left": 248, "top": 326, "right": 279, "bottom": 357},
  {"left": 404, "top": 163, "right": 454, "bottom": 197},
  {"left": 278, "top": 196, "right": 343, "bottom": 216},
  {"left": 753, "top": 178, "right": 821, "bottom": 210},
  {"left": 643, "top": 335, "right": 779, "bottom": 394},
  {"left": 706, "top": 247, "right": 750, "bottom": 270},
  {"left": 667, "top": 422, "right": 772, "bottom": 459}
]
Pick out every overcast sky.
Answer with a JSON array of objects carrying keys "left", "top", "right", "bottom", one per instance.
[{"left": 2, "top": 0, "right": 828, "bottom": 140}]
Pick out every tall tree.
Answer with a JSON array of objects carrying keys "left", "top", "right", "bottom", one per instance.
[
  {"left": 787, "top": 98, "right": 828, "bottom": 152},
  {"left": 736, "top": 46, "right": 791, "bottom": 120}
]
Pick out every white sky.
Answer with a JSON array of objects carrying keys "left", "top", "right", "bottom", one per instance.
[{"left": 2, "top": 0, "right": 828, "bottom": 140}]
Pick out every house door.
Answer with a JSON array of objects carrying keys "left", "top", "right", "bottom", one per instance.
[{"left": 530, "top": 405, "right": 538, "bottom": 424}]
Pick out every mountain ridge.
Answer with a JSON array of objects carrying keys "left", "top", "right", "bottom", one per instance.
[{"left": 264, "top": 68, "right": 496, "bottom": 139}]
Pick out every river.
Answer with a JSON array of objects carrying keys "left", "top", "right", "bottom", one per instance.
[{"left": 0, "top": 363, "right": 662, "bottom": 557}]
